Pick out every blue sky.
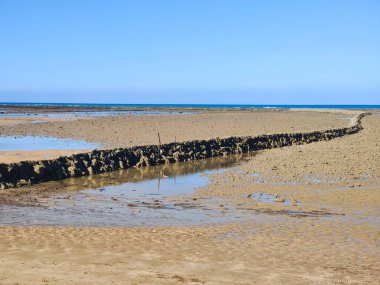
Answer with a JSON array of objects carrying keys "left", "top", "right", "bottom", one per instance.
[{"left": 0, "top": 0, "right": 379, "bottom": 104}]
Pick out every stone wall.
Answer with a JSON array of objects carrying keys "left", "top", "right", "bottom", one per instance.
[{"left": 0, "top": 113, "right": 369, "bottom": 189}]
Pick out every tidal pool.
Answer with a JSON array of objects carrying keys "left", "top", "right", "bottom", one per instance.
[
  {"left": 0, "top": 155, "right": 255, "bottom": 227},
  {"left": 0, "top": 136, "right": 100, "bottom": 151},
  {"left": 248, "top": 193, "right": 301, "bottom": 206},
  {"left": 337, "top": 117, "right": 353, "bottom": 121},
  {"left": 0, "top": 153, "right": 345, "bottom": 227},
  {"left": 0, "top": 110, "right": 193, "bottom": 118}
]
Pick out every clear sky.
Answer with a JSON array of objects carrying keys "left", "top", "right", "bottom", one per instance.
[{"left": 0, "top": 0, "right": 379, "bottom": 104}]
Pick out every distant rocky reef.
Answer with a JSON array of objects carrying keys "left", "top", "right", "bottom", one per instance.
[{"left": 0, "top": 113, "right": 369, "bottom": 189}]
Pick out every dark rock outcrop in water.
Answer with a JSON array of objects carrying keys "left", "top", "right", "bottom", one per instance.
[{"left": 0, "top": 113, "right": 369, "bottom": 189}]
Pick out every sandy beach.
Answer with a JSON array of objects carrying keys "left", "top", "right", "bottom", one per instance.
[{"left": 0, "top": 108, "right": 379, "bottom": 284}]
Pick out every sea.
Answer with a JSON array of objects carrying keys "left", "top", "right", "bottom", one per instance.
[{"left": 0, "top": 103, "right": 379, "bottom": 109}]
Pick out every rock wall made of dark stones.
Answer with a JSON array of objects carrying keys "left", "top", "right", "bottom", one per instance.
[{"left": 0, "top": 113, "right": 369, "bottom": 189}]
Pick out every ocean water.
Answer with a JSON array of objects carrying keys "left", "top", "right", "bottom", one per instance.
[{"left": 0, "top": 103, "right": 380, "bottom": 109}]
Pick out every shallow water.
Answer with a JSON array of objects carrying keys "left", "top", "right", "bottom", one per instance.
[
  {"left": 304, "top": 177, "right": 341, "bottom": 184},
  {"left": 337, "top": 117, "right": 352, "bottom": 120},
  {"left": 0, "top": 110, "right": 193, "bottom": 118},
  {"left": 0, "top": 154, "right": 346, "bottom": 227},
  {"left": 0, "top": 155, "right": 255, "bottom": 227},
  {"left": 0, "top": 136, "right": 99, "bottom": 151},
  {"left": 338, "top": 117, "right": 352, "bottom": 120},
  {"left": 248, "top": 193, "right": 294, "bottom": 206}
]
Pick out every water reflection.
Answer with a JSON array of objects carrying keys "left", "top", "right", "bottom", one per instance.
[
  {"left": 0, "top": 154, "right": 250, "bottom": 227},
  {"left": 62, "top": 154, "right": 246, "bottom": 193}
]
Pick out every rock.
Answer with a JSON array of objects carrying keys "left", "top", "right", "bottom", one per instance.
[
  {"left": 33, "top": 164, "right": 44, "bottom": 174},
  {"left": 274, "top": 194, "right": 285, "bottom": 203},
  {"left": 67, "top": 165, "right": 76, "bottom": 176},
  {"left": 137, "top": 156, "right": 150, "bottom": 167},
  {"left": 17, "top": 179, "right": 30, "bottom": 186},
  {"left": 291, "top": 199, "right": 299, "bottom": 206}
]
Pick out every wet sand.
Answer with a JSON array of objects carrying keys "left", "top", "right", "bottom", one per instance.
[
  {"left": 0, "top": 108, "right": 379, "bottom": 284},
  {"left": 1, "top": 221, "right": 379, "bottom": 285},
  {"left": 0, "top": 150, "right": 90, "bottom": 164}
]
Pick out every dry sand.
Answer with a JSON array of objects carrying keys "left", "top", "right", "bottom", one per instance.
[{"left": 0, "top": 109, "right": 379, "bottom": 284}]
